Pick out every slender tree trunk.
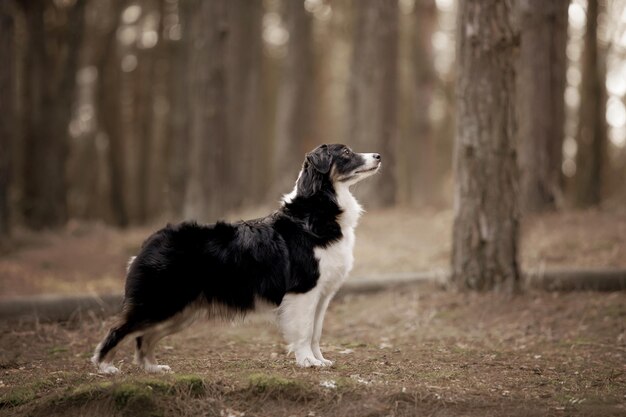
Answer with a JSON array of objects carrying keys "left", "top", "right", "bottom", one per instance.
[
  {"left": 0, "top": 6, "right": 14, "bottom": 236},
  {"left": 97, "top": 1, "right": 128, "bottom": 227},
  {"left": 183, "top": 0, "right": 229, "bottom": 221},
  {"left": 518, "top": 0, "right": 568, "bottom": 213},
  {"left": 348, "top": 0, "right": 398, "bottom": 207},
  {"left": 166, "top": 0, "right": 190, "bottom": 220},
  {"left": 451, "top": 0, "right": 520, "bottom": 291},
  {"left": 398, "top": 0, "right": 437, "bottom": 206},
  {"left": 272, "top": 0, "right": 316, "bottom": 196},
  {"left": 228, "top": 0, "right": 264, "bottom": 206},
  {"left": 574, "top": 0, "right": 606, "bottom": 207},
  {"left": 20, "top": 0, "right": 86, "bottom": 229}
]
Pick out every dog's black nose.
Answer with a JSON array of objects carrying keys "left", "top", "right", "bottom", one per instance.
[{"left": 373, "top": 153, "right": 381, "bottom": 161}]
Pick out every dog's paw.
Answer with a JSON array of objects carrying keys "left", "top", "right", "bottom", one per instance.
[
  {"left": 144, "top": 364, "right": 172, "bottom": 374},
  {"left": 319, "top": 358, "right": 334, "bottom": 367},
  {"left": 296, "top": 355, "right": 323, "bottom": 368},
  {"left": 98, "top": 363, "right": 120, "bottom": 374}
]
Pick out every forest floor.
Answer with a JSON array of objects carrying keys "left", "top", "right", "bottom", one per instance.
[
  {"left": 0, "top": 284, "right": 624, "bottom": 416},
  {"left": 0, "top": 207, "right": 625, "bottom": 415},
  {"left": 1, "top": 206, "right": 625, "bottom": 298}
]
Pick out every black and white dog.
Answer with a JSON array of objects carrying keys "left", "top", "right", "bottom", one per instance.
[{"left": 92, "top": 144, "right": 381, "bottom": 374}]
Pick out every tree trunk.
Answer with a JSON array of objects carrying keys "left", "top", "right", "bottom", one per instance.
[
  {"left": 272, "top": 0, "right": 316, "bottom": 197},
  {"left": 398, "top": 0, "right": 437, "bottom": 206},
  {"left": 451, "top": 0, "right": 521, "bottom": 291},
  {"left": 165, "top": 0, "right": 189, "bottom": 220},
  {"left": 228, "top": 0, "right": 264, "bottom": 207},
  {"left": 97, "top": 1, "right": 128, "bottom": 227},
  {"left": 183, "top": 0, "right": 229, "bottom": 222},
  {"left": 20, "top": 0, "right": 86, "bottom": 229},
  {"left": 517, "top": 0, "right": 568, "bottom": 213},
  {"left": 348, "top": 0, "right": 398, "bottom": 208},
  {"left": 0, "top": 6, "right": 14, "bottom": 236},
  {"left": 574, "top": 0, "right": 606, "bottom": 207}
]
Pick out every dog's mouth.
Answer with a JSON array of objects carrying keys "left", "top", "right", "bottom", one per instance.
[{"left": 354, "top": 165, "right": 380, "bottom": 175}]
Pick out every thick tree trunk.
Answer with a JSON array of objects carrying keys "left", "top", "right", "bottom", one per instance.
[
  {"left": 20, "top": 0, "right": 86, "bottom": 229},
  {"left": 272, "top": 0, "right": 315, "bottom": 197},
  {"left": 348, "top": 0, "right": 398, "bottom": 208},
  {"left": 451, "top": 0, "right": 521, "bottom": 291},
  {"left": 0, "top": 6, "right": 14, "bottom": 236},
  {"left": 183, "top": 0, "right": 229, "bottom": 222},
  {"left": 574, "top": 0, "right": 606, "bottom": 207},
  {"left": 518, "top": 0, "right": 568, "bottom": 213}
]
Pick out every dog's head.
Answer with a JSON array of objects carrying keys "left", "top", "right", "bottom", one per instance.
[{"left": 296, "top": 144, "right": 381, "bottom": 197}]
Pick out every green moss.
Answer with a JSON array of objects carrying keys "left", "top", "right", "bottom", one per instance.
[
  {"left": 247, "top": 373, "right": 313, "bottom": 401},
  {"left": 48, "top": 346, "right": 69, "bottom": 355},
  {"left": 0, "top": 386, "right": 36, "bottom": 408},
  {"left": 173, "top": 374, "right": 205, "bottom": 397}
]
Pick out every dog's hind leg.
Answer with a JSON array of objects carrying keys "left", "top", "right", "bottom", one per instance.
[
  {"left": 92, "top": 319, "right": 141, "bottom": 374},
  {"left": 134, "top": 308, "right": 199, "bottom": 373},
  {"left": 278, "top": 288, "right": 322, "bottom": 367}
]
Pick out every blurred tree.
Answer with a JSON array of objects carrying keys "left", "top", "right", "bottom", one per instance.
[
  {"left": 348, "top": 0, "right": 399, "bottom": 208},
  {"left": 451, "top": 0, "right": 520, "bottom": 291},
  {"left": 398, "top": 0, "right": 437, "bottom": 206},
  {"left": 228, "top": 0, "right": 265, "bottom": 206},
  {"left": 95, "top": 1, "right": 128, "bottom": 227},
  {"left": 165, "top": 0, "right": 190, "bottom": 220},
  {"left": 574, "top": 0, "right": 607, "bottom": 207},
  {"left": 0, "top": 4, "right": 14, "bottom": 236},
  {"left": 273, "top": 0, "right": 316, "bottom": 196},
  {"left": 19, "top": 0, "right": 86, "bottom": 229},
  {"left": 518, "top": 0, "right": 568, "bottom": 213},
  {"left": 183, "top": 0, "right": 229, "bottom": 221}
]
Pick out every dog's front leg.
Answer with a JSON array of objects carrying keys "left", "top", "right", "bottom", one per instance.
[
  {"left": 278, "top": 289, "right": 323, "bottom": 367},
  {"left": 311, "top": 291, "right": 335, "bottom": 366}
]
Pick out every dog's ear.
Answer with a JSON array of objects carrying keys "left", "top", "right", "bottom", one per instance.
[
  {"left": 295, "top": 145, "right": 331, "bottom": 198},
  {"left": 305, "top": 144, "right": 331, "bottom": 174}
]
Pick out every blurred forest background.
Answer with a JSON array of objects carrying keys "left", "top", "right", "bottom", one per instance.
[{"left": 1, "top": 0, "right": 626, "bottom": 233}]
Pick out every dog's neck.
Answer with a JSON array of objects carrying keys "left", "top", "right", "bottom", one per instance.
[
  {"left": 333, "top": 182, "right": 362, "bottom": 230},
  {"left": 281, "top": 178, "right": 363, "bottom": 231}
]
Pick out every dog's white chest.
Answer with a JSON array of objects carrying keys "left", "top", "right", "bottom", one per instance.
[{"left": 314, "top": 185, "right": 362, "bottom": 295}]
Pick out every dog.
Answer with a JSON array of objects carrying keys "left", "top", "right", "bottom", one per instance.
[{"left": 91, "top": 144, "right": 381, "bottom": 374}]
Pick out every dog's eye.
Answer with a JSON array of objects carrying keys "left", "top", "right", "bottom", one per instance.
[{"left": 343, "top": 149, "right": 350, "bottom": 156}]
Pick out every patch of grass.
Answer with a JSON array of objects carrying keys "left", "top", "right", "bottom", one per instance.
[
  {"left": 47, "top": 346, "right": 68, "bottom": 355},
  {"left": 0, "top": 386, "right": 36, "bottom": 408},
  {"left": 247, "top": 372, "right": 314, "bottom": 401},
  {"left": 172, "top": 374, "right": 205, "bottom": 397}
]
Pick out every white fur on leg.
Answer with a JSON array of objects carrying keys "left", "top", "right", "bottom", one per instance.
[
  {"left": 311, "top": 293, "right": 334, "bottom": 367},
  {"left": 279, "top": 289, "right": 323, "bottom": 368}
]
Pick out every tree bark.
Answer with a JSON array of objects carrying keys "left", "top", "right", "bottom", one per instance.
[
  {"left": 0, "top": 5, "right": 14, "bottom": 236},
  {"left": 272, "top": 0, "right": 316, "bottom": 197},
  {"left": 183, "top": 0, "right": 229, "bottom": 222},
  {"left": 348, "top": 0, "right": 398, "bottom": 208},
  {"left": 451, "top": 0, "right": 521, "bottom": 291},
  {"left": 97, "top": 1, "right": 128, "bottom": 227},
  {"left": 228, "top": 0, "right": 264, "bottom": 206},
  {"left": 518, "top": 0, "right": 568, "bottom": 213},
  {"left": 398, "top": 0, "right": 437, "bottom": 206},
  {"left": 20, "top": 0, "right": 86, "bottom": 229},
  {"left": 574, "top": 0, "right": 606, "bottom": 207},
  {"left": 166, "top": 0, "right": 190, "bottom": 220}
]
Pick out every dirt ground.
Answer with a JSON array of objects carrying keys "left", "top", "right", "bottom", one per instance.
[
  {"left": 0, "top": 284, "right": 624, "bottom": 416},
  {"left": 1, "top": 206, "right": 625, "bottom": 298}
]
